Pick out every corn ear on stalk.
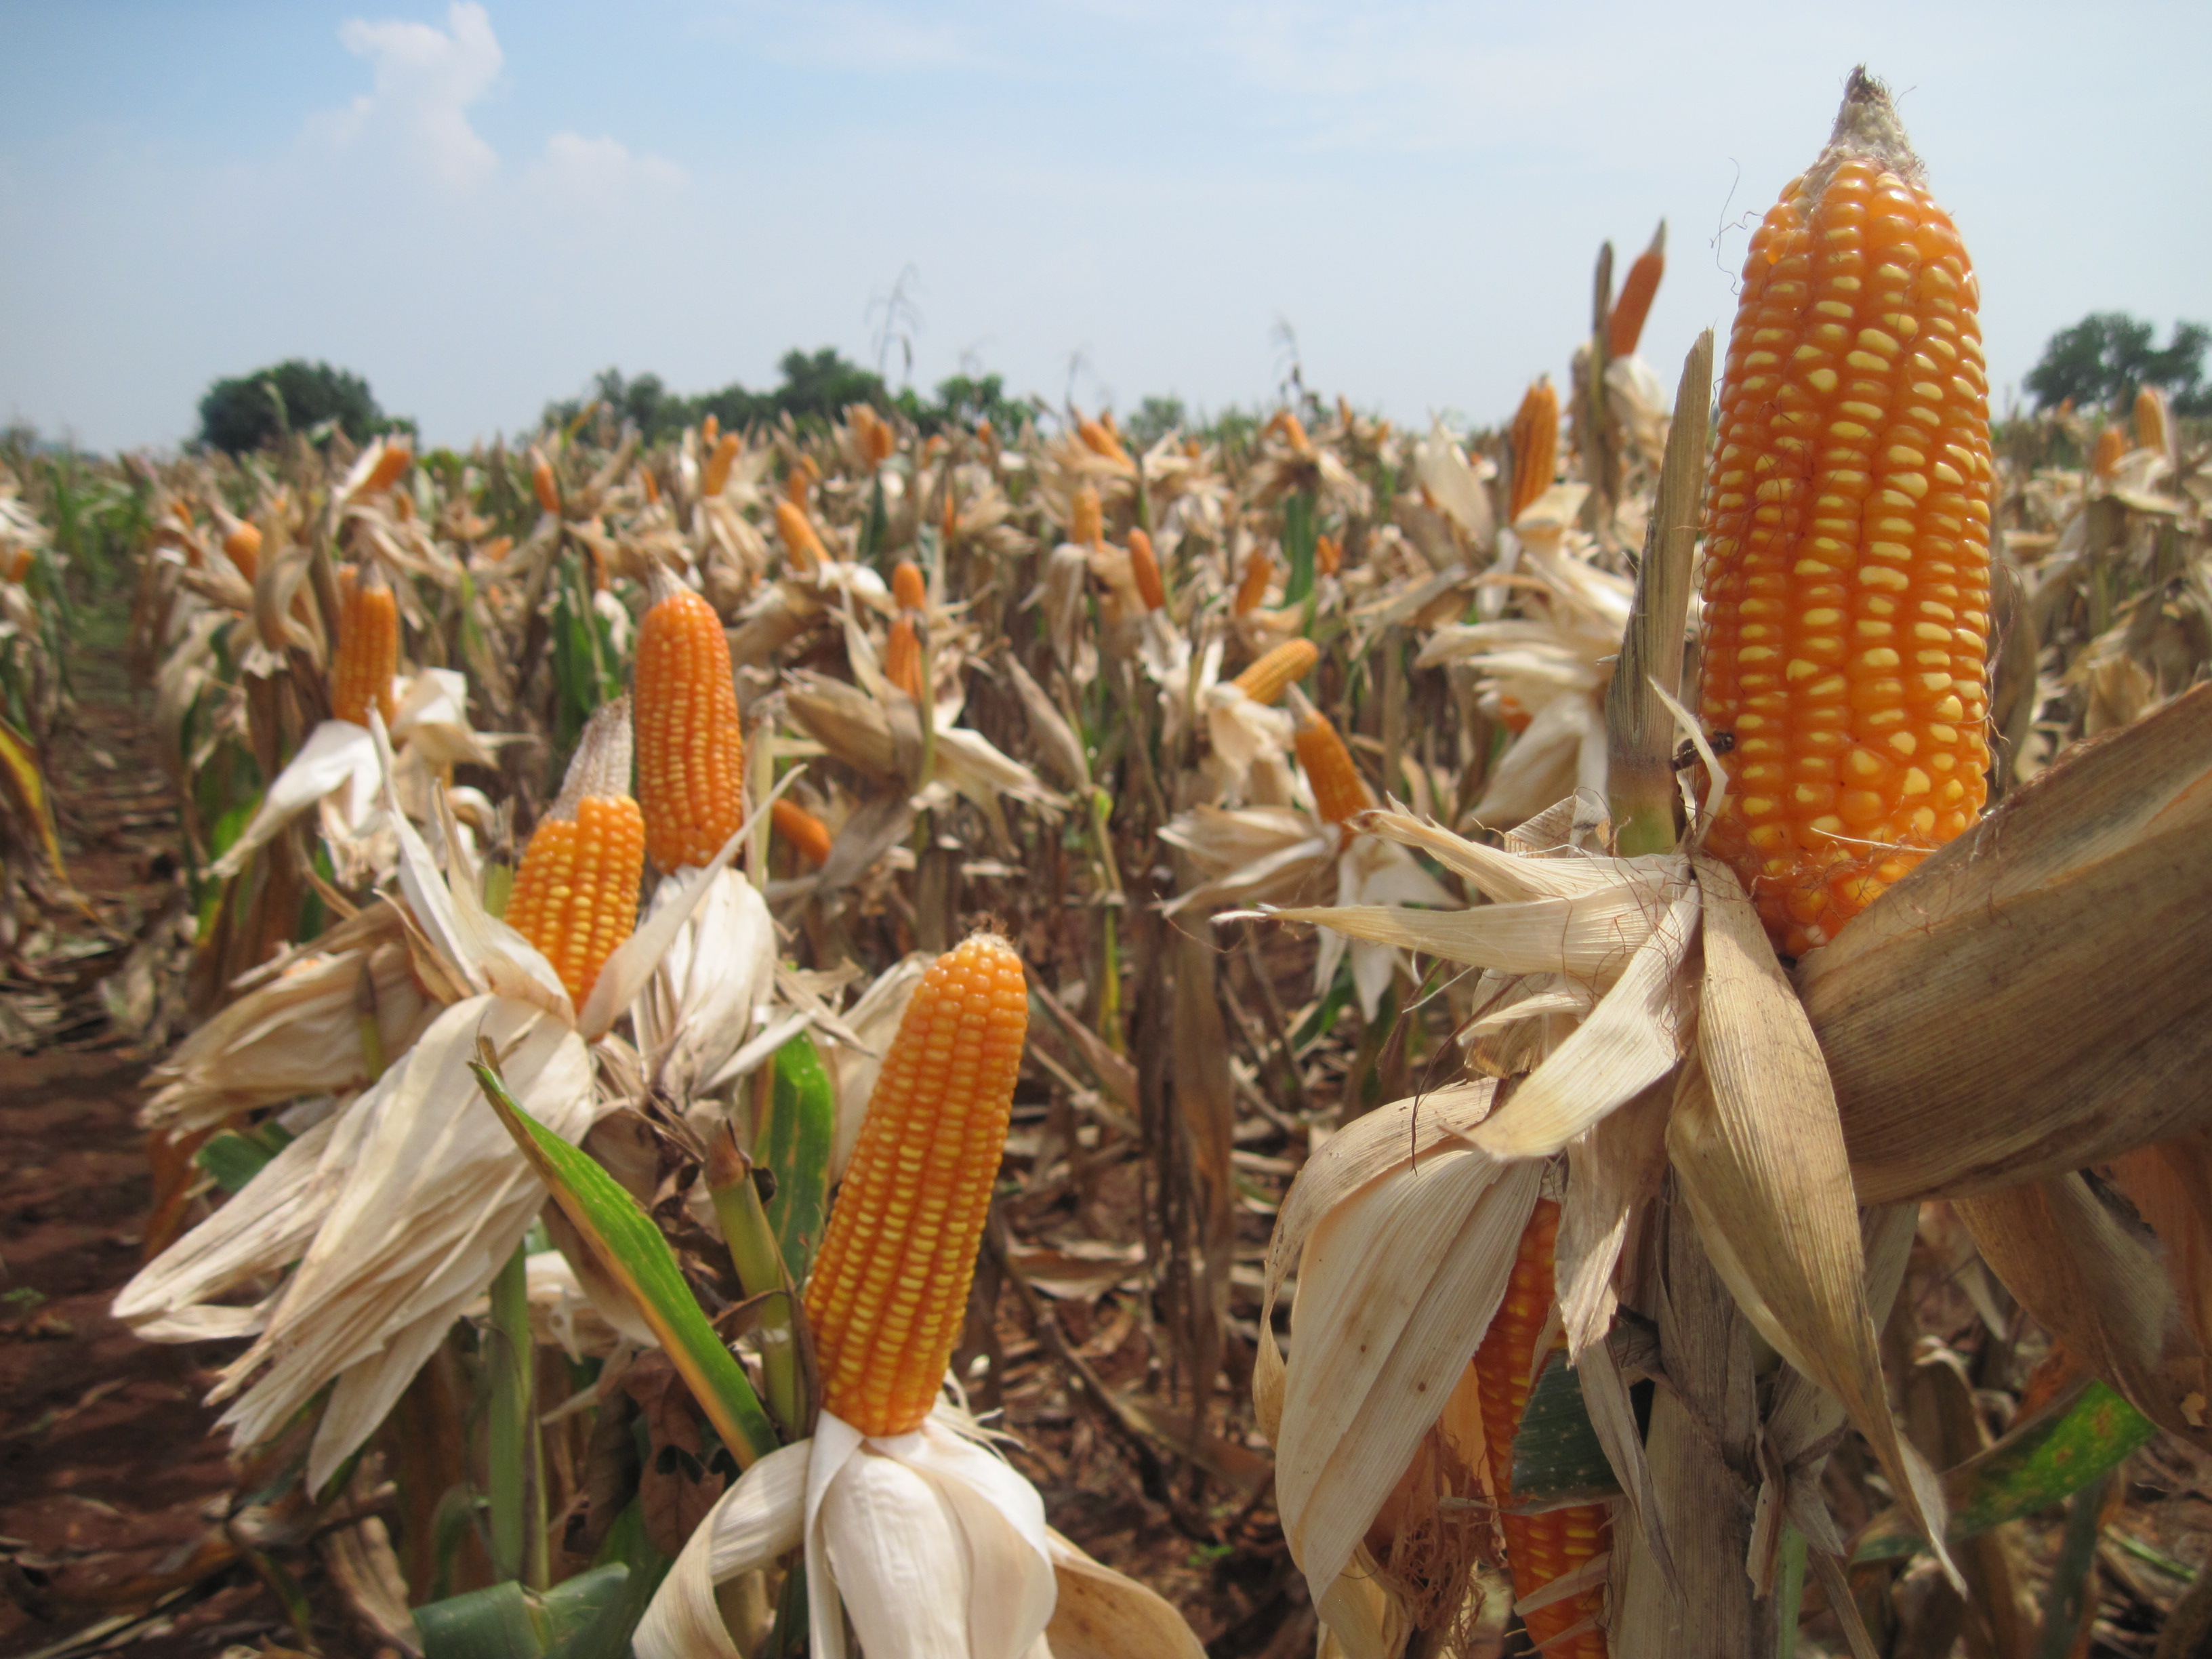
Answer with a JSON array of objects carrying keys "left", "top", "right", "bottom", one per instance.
[
  {"left": 1605, "top": 221, "right": 1666, "bottom": 359},
  {"left": 1509, "top": 380, "right": 1559, "bottom": 523},
  {"left": 771, "top": 796, "right": 834, "bottom": 869},
  {"left": 1231, "top": 638, "right": 1318, "bottom": 705},
  {"left": 774, "top": 499, "right": 827, "bottom": 572},
  {"left": 1128, "top": 529, "right": 1166, "bottom": 611},
  {"left": 1233, "top": 548, "right": 1274, "bottom": 615},
  {"left": 635, "top": 583, "right": 746, "bottom": 871},
  {"left": 2091, "top": 424, "right": 2126, "bottom": 480},
  {"left": 1698, "top": 68, "right": 1992, "bottom": 956},
  {"left": 531, "top": 450, "right": 560, "bottom": 515},
  {"left": 804, "top": 933, "right": 1029, "bottom": 1435},
  {"left": 331, "top": 565, "right": 398, "bottom": 729},
  {"left": 702, "top": 432, "right": 741, "bottom": 497},
  {"left": 884, "top": 615, "right": 924, "bottom": 699},
  {"left": 222, "top": 521, "right": 261, "bottom": 583},
  {"left": 1292, "top": 705, "right": 1372, "bottom": 829},
  {"left": 2135, "top": 385, "right": 2171, "bottom": 457},
  {"left": 504, "top": 699, "right": 643, "bottom": 1006},
  {"left": 363, "top": 441, "right": 413, "bottom": 495},
  {"left": 891, "top": 559, "right": 926, "bottom": 613},
  {"left": 1070, "top": 483, "right": 1104, "bottom": 548}
]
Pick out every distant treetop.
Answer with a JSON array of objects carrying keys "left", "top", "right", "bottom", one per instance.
[
  {"left": 197, "top": 359, "right": 413, "bottom": 456},
  {"left": 2026, "top": 313, "right": 2209, "bottom": 417}
]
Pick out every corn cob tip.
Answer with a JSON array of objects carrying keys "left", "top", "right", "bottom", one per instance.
[
  {"left": 891, "top": 560, "right": 927, "bottom": 613},
  {"left": 1816, "top": 66, "right": 1923, "bottom": 188},
  {"left": 551, "top": 697, "right": 635, "bottom": 821}
]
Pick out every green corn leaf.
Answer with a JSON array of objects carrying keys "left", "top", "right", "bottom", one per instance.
[
  {"left": 1511, "top": 1349, "right": 1622, "bottom": 1508},
  {"left": 470, "top": 1055, "right": 779, "bottom": 1469},
  {"left": 759, "top": 1031, "right": 835, "bottom": 1283},
  {"left": 1852, "top": 1378, "right": 2156, "bottom": 1563},
  {"left": 415, "top": 1564, "right": 634, "bottom": 1659},
  {"left": 1282, "top": 490, "right": 1319, "bottom": 606}
]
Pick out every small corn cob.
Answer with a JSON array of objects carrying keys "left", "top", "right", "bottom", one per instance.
[
  {"left": 1475, "top": 1197, "right": 1610, "bottom": 1659},
  {"left": 1128, "top": 529, "right": 1166, "bottom": 611},
  {"left": 363, "top": 441, "right": 413, "bottom": 495},
  {"left": 1294, "top": 708, "right": 1371, "bottom": 830},
  {"left": 892, "top": 559, "right": 927, "bottom": 613},
  {"left": 2135, "top": 386, "right": 2171, "bottom": 457},
  {"left": 851, "top": 405, "right": 897, "bottom": 466},
  {"left": 884, "top": 615, "right": 924, "bottom": 699},
  {"left": 771, "top": 796, "right": 834, "bottom": 869},
  {"left": 941, "top": 487, "right": 960, "bottom": 545},
  {"left": 641, "top": 468, "right": 661, "bottom": 505},
  {"left": 1233, "top": 548, "right": 1275, "bottom": 615},
  {"left": 784, "top": 464, "right": 813, "bottom": 508},
  {"left": 1698, "top": 70, "right": 1992, "bottom": 957},
  {"left": 1605, "top": 221, "right": 1666, "bottom": 359},
  {"left": 222, "top": 520, "right": 261, "bottom": 584},
  {"left": 775, "top": 499, "right": 828, "bottom": 572},
  {"left": 702, "top": 414, "right": 720, "bottom": 445},
  {"left": 1231, "top": 638, "right": 1318, "bottom": 704},
  {"left": 505, "top": 700, "right": 644, "bottom": 1006},
  {"left": 2091, "top": 424, "right": 2126, "bottom": 481},
  {"left": 531, "top": 451, "right": 560, "bottom": 515},
  {"left": 1315, "top": 533, "right": 1343, "bottom": 578},
  {"left": 703, "top": 432, "right": 741, "bottom": 497},
  {"left": 331, "top": 565, "right": 398, "bottom": 729},
  {"left": 1070, "top": 484, "right": 1104, "bottom": 548},
  {"left": 1078, "top": 417, "right": 1130, "bottom": 466},
  {"left": 804, "top": 933, "right": 1029, "bottom": 1436},
  {"left": 634, "top": 585, "right": 746, "bottom": 871},
  {"left": 1509, "top": 380, "right": 1559, "bottom": 523}
]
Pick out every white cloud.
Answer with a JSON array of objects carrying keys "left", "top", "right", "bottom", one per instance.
[
  {"left": 529, "top": 133, "right": 688, "bottom": 211},
  {"left": 314, "top": 1, "right": 505, "bottom": 190},
  {"left": 724, "top": 1, "right": 1006, "bottom": 74}
]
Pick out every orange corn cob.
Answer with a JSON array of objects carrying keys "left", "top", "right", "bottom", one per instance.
[
  {"left": 851, "top": 405, "right": 897, "bottom": 465},
  {"left": 634, "top": 586, "right": 745, "bottom": 871},
  {"left": 531, "top": 452, "right": 560, "bottom": 515},
  {"left": 771, "top": 796, "right": 834, "bottom": 869},
  {"left": 641, "top": 468, "right": 661, "bottom": 505},
  {"left": 1279, "top": 412, "right": 1313, "bottom": 456},
  {"left": 2135, "top": 386, "right": 2170, "bottom": 456},
  {"left": 775, "top": 499, "right": 827, "bottom": 572},
  {"left": 702, "top": 415, "right": 720, "bottom": 446},
  {"left": 1475, "top": 1198, "right": 1610, "bottom": 1659},
  {"left": 363, "top": 440, "right": 413, "bottom": 495},
  {"left": 1231, "top": 638, "right": 1317, "bottom": 704},
  {"left": 1069, "top": 483, "right": 1103, "bottom": 548},
  {"left": 2091, "top": 424, "right": 2126, "bottom": 481},
  {"left": 804, "top": 933, "right": 1029, "bottom": 1435},
  {"left": 506, "top": 701, "right": 643, "bottom": 1007},
  {"left": 892, "top": 559, "right": 927, "bottom": 613},
  {"left": 1078, "top": 417, "right": 1130, "bottom": 466},
  {"left": 1698, "top": 70, "right": 1992, "bottom": 957},
  {"left": 784, "top": 464, "right": 813, "bottom": 508},
  {"left": 941, "top": 487, "right": 960, "bottom": 544},
  {"left": 222, "top": 521, "right": 262, "bottom": 584},
  {"left": 331, "top": 565, "right": 398, "bottom": 729},
  {"left": 5, "top": 548, "right": 33, "bottom": 583},
  {"left": 1605, "top": 221, "right": 1666, "bottom": 359},
  {"left": 975, "top": 418, "right": 995, "bottom": 448},
  {"left": 1509, "top": 380, "right": 1559, "bottom": 523},
  {"left": 1233, "top": 548, "right": 1275, "bottom": 615},
  {"left": 1128, "top": 529, "right": 1166, "bottom": 611},
  {"left": 1294, "top": 709, "right": 1371, "bottom": 829},
  {"left": 884, "top": 615, "right": 924, "bottom": 699},
  {"left": 1315, "top": 532, "right": 1343, "bottom": 577},
  {"left": 703, "top": 432, "right": 741, "bottom": 497}
]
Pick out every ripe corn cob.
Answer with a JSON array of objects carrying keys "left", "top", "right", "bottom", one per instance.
[
  {"left": 1315, "top": 533, "right": 1343, "bottom": 578},
  {"left": 2135, "top": 386, "right": 2170, "bottom": 456},
  {"left": 853, "top": 405, "right": 897, "bottom": 465},
  {"left": 1234, "top": 548, "right": 1275, "bottom": 615},
  {"left": 1070, "top": 484, "right": 1104, "bottom": 548},
  {"left": 884, "top": 615, "right": 924, "bottom": 699},
  {"left": 1231, "top": 638, "right": 1318, "bottom": 705},
  {"left": 222, "top": 521, "right": 261, "bottom": 584},
  {"left": 1698, "top": 70, "right": 1992, "bottom": 958},
  {"left": 1078, "top": 417, "right": 1131, "bottom": 466},
  {"left": 701, "top": 415, "right": 720, "bottom": 445},
  {"left": 1294, "top": 708, "right": 1371, "bottom": 830},
  {"left": 505, "top": 700, "right": 643, "bottom": 1007},
  {"left": 941, "top": 487, "right": 960, "bottom": 545},
  {"left": 774, "top": 499, "right": 827, "bottom": 572},
  {"left": 363, "top": 441, "right": 413, "bottom": 495},
  {"left": 5, "top": 548, "right": 33, "bottom": 583},
  {"left": 634, "top": 585, "right": 745, "bottom": 871},
  {"left": 2091, "top": 425, "right": 2126, "bottom": 481},
  {"left": 531, "top": 451, "right": 560, "bottom": 515},
  {"left": 702, "top": 432, "right": 741, "bottom": 497},
  {"left": 331, "top": 565, "right": 398, "bottom": 729},
  {"left": 1267, "top": 411, "right": 1314, "bottom": 456},
  {"left": 1128, "top": 529, "right": 1167, "bottom": 611},
  {"left": 784, "top": 464, "right": 812, "bottom": 508},
  {"left": 641, "top": 468, "right": 661, "bottom": 506},
  {"left": 1605, "top": 221, "right": 1666, "bottom": 359},
  {"left": 804, "top": 933, "right": 1029, "bottom": 1435},
  {"left": 771, "top": 796, "right": 834, "bottom": 869},
  {"left": 892, "top": 559, "right": 927, "bottom": 613},
  {"left": 1509, "top": 380, "right": 1559, "bottom": 523},
  {"left": 1475, "top": 1197, "right": 1609, "bottom": 1659}
]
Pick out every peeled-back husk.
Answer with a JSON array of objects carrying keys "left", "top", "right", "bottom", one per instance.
[{"left": 1806, "top": 683, "right": 2212, "bottom": 1202}]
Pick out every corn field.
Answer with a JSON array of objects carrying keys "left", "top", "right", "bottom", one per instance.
[{"left": 4, "top": 69, "right": 2212, "bottom": 1659}]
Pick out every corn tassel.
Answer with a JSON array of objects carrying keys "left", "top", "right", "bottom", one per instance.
[
  {"left": 634, "top": 585, "right": 746, "bottom": 871},
  {"left": 1698, "top": 70, "right": 1992, "bottom": 956},
  {"left": 505, "top": 700, "right": 643, "bottom": 1007},
  {"left": 1475, "top": 1198, "right": 1610, "bottom": 1659},
  {"left": 892, "top": 559, "right": 927, "bottom": 613},
  {"left": 1605, "top": 221, "right": 1666, "bottom": 359},
  {"left": 774, "top": 499, "right": 827, "bottom": 573},
  {"left": 1294, "top": 707, "right": 1370, "bottom": 829},
  {"left": 1128, "top": 529, "right": 1166, "bottom": 611},
  {"left": 1070, "top": 483, "right": 1104, "bottom": 548},
  {"left": 331, "top": 565, "right": 398, "bottom": 729},
  {"left": 1509, "top": 380, "right": 1559, "bottom": 523},
  {"left": 804, "top": 933, "right": 1029, "bottom": 1436},
  {"left": 771, "top": 796, "right": 834, "bottom": 869},
  {"left": 1231, "top": 638, "right": 1317, "bottom": 705}
]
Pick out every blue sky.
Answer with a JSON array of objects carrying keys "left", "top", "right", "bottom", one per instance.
[{"left": 3, "top": 1, "right": 2205, "bottom": 451}]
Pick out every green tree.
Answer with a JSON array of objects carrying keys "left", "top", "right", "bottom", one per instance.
[
  {"left": 2025, "top": 313, "right": 2210, "bottom": 417},
  {"left": 197, "top": 359, "right": 403, "bottom": 455}
]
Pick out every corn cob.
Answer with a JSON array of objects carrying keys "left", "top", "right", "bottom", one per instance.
[
  {"left": 505, "top": 700, "right": 643, "bottom": 1006},
  {"left": 1509, "top": 380, "right": 1559, "bottom": 523},
  {"left": 1128, "top": 529, "right": 1166, "bottom": 611},
  {"left": 331, "top": 565, "right": 398, "bottom": 729},
  {"left": 1475, "top": 1197, "right": 1610, "bottom": 1659},
  {"left": 703, "top": 432, "right": 741, "bottom": 497},
  {"left": 641, "top": 468, "right": 661, "bottom": 506},
  {"left": 1234, "top": 548, "right": 1275, "bottom": 615},
  {"left": 701, "top": 415, "right": 720, "bottom": 446},
  {"left": 941, "top": 487, "right": 960, "bottom": 546},
  {"left": 1078, "top": 417, "right": 1131, "bottom": 466},
  {"left": 5, "top": 548, "right": 33, "bottom": 583},
  {"left": 1070, "top": 484, "right": 1104, "bottom": 548},
  {"left": 1231, "top": 638, "right": 1318, "bottom": 705},
  {"left": 1315, "top": 533, "right": 1343, "bottom": 578},
  {"left": 804, "top": 933, "right": 1029, "bottom": 1436},
  {"left": 2135, "top": 386, "right": 2170, "bottom": 457},
  {"left": 634, "top": 585, "right": 745, "bottom": 871},
  {"left": 1605, "top": 221, "right": 1666, "bottom": 359},
  {"left": 774, "top": 499, "right": 828, "bottom": 573},
  {"left": 784, "top": 462, "right": 813, "bottom": 508},
  {"left": 1294, "top": 708, "right": 1371, "bottom": 829},
  {"left": 771, "top": 796, "right": 834, "bottom": 869},
  {"left": 884, "top": 615, "right": 924, "bottom": 699},
  {"left": 531, "top": 451, "right": 560, "bottom": 515},
  {"left": 222, "top": 520, "right": 261, "bottom": 584},
  {"left": 1698, "top": 69, "right": 1992, "bottom": 957},
  {"left": 892, "top": 559, "right": 927, "bottom": 613},
  {"left": 1267, "top": 411, "right": 1314, "bottom": 456},
  {"left": 363, "top": 441, "right": 413, "bottom": 496},
  {"left": 975, "top": 418, "right": 996, "bottom": 449},
  {"left": 2091, "top": 424, "right": 2126, "bottom": 481}
]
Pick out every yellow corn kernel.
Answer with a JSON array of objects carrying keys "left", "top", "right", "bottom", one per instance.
[
  {"left": 506, "top": 798, "right": 646, "bottom": 1006},
  {"left": 804, "top": 934, "right": 1029, "bottom": 1436},
  {"left": 1231, "top": 638, "right": 1317, "bottom": 705},
  {"left": 634, "top": 588, "right": 745, "bottom": 872}
]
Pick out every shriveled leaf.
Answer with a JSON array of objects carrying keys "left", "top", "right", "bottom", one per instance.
[{"left": 1043, "top": 1530, "right": 1207, "bottom": 1659}]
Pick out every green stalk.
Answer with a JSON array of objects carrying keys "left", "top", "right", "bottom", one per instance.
[
  {"left": 486, "top": 1244, "right": 547, "bottom": 1588},
  {"left": 706, "top": 1119, "right": 806, "bottom": 1439},
  {"left": 1603, "top": 329, "right": 1715, "bottom": 857},
  {"left": 353, "top": 956, "right": 387, "bottom": 1086}
]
